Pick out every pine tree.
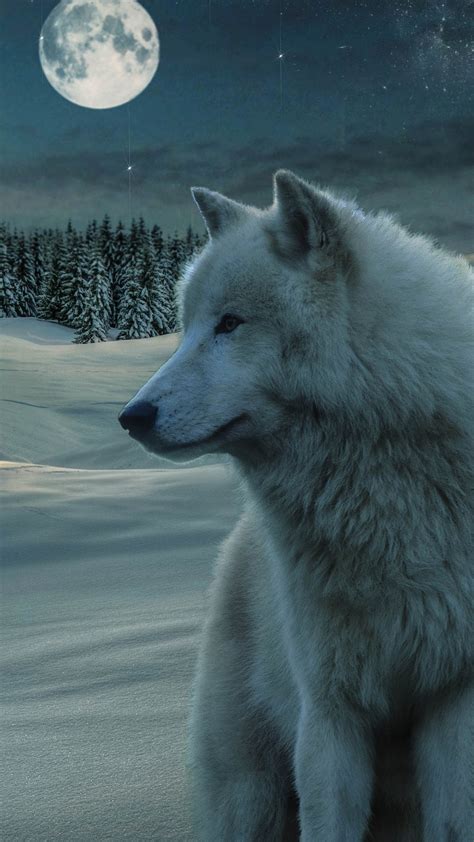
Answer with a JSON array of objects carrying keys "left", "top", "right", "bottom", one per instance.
[
  {"left": 112, "top": 220, "right": 128, "bottom": 328},
  {"left": 7, "top": 229, "right": 19, "bottom": 278},
  {"left": 98, "top": 215, "right": 114, "bottom": 324},
  {"left": 157, "top": 244, "right": 178, "bottom": 332},
  {"left": 73, "top": 244, "right": 109, "bottom": 343},
  {"left": 0, "top": 227, "right": 18, "bottom": 317},
  {"left": 65, "top": 219, "right": 75, "bottom": 251},
  {"left": 43, "top": 228, "right": 56, "bottom": 267},
  {"left": 140, "top": 242, "right": 171, "bottom": 335},
  {"left": 15, "top": 235, "right": 37, "bottom": 316},
  {"left": 30, "top": 230, "right": 49, "bottom": 303},
  {"left": 151, "top": 223, "right": 164, "bottom": 259},
  {"left": 128, "top": 218, "right": 143, "bottom": 263},
  {"left": 73, "top": 280, "right": 108, "bottom": 344},
  {"left": 116, "top": 257, "right": 153, "bottom": 340},
  {"left": 58, "top": 235, "right": 76, "bottom": 326},
  {"left": 64, "top": 237, "right": 89, "bottom": 330},
  {"left": 85, "top": 243, "right": 111, "bottom": 330},
  {"left": 168, "top": 231, "right": 186, "bottom": 282},
  {"left": 85, "top": 219, "right": 98, "bottom": 247},
  {"left": 138, "top": 216, "right": 148, "bottom": 240},
  {"left": 99, "top": 215, "right": 114, "bottom": 269},
  {"left": 37, "top": 235, "right": 64, "bottom": 321},
  {"left": 59, "top": 235, "right": 87, "bottom": 327},
  {"left": 185, "top": 225, "right": 195, "bottom": 260}
]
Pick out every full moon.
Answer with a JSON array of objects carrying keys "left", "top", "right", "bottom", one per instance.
[{"left": 39, "top": 0, "right": 159, "bottom": 109}]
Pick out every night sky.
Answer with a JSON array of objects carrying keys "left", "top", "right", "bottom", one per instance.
[{"left": 1, "top": 0, "right": 473, "bottom": 251}]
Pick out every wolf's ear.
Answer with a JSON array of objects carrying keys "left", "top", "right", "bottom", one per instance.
[
  {"left": 271, "top": 169, "right": 338, "bottom": 265},
  {"left": 191, "top": 187, "right": 248, "bottom": 239}
]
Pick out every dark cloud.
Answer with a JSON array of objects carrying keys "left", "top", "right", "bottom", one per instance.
[
  {"left": 5, "top": 116, "right": 470, "bottom": 193},
  {"left": 220, "top": 117, "right": 474, "bottom": 192},
  {"left": 2, "top": 116, "right": 472, "bottom": 252}
]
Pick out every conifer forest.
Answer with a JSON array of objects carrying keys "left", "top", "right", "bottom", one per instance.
[{"left": 0, "top": 217, "right": 207, "bottom": 342}]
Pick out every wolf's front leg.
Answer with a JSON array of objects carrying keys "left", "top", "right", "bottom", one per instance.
[
  {"left": 414, "top": 680, "right": 474, "bottom": 842},
  {"left": 188, "top": 638, "right": 293, "bottom": 841},
  {"left": 294, "top": 702, "right": 373, "bottom": 842}
]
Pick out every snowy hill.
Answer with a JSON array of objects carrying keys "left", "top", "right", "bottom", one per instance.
[
  {"left": 0, "top": 318, "right": 224, "bottom": 470},
  {"left": 0, "top": 318, "right": 241, "bottom": 841}
]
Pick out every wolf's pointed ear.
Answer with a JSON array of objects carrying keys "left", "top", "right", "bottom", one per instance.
[
  {"left": 272, "top": 169, "right": 338, "bottom": 265},
  {"left": 191, "top": 187, "right": 248, "bottom": 239}
]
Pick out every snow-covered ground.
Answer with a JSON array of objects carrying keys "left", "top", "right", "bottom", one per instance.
[{"left": 0, "top": 319, "right": 242, "bottom": 841}]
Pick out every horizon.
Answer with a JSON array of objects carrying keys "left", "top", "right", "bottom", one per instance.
[{"left": 0, "top": 215, "right": 204, "bottom": 238}]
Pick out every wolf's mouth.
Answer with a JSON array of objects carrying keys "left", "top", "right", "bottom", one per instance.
[{"left": 159, "top": 412, "right": 250, "bottom": 452}]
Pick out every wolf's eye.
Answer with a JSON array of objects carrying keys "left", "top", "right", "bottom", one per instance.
[{"left": 215, "top": 313, "right": 243, "bottom": 335}]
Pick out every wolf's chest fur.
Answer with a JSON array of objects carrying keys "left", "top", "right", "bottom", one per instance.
[
  {"left": 243, "top": 407, "right": 473, "bottom": 735},
  {"left": 253, "top": 500, "right": 471, "bottom": 735}
]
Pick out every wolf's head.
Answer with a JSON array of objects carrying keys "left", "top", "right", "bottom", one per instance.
[{"left": 119, "top": 169, "right": 363, "bottom": 463}]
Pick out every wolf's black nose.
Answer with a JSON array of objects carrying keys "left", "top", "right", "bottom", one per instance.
[{"left": 118, "top": 400, "right": 157, "bottom": 437}]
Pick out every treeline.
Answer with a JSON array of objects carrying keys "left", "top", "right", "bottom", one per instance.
[{"left": 0, "top": 217, "right": 207, "bottom": 342}]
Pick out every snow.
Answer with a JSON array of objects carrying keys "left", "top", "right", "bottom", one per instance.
[{"left": 0, "top": 318, "right": 241, "bottom": 840}]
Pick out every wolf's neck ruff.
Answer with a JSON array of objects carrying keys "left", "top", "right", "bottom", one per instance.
[
  {"left": 237, "top": 403, "right": 473, "bottom": 715},
  {"left": 239, "top": 407, "right": 471, "bottom": 611}
]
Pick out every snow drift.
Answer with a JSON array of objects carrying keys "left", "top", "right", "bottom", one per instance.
[{"left": 0, "top": 318, "right": 241, "bottom": 841}]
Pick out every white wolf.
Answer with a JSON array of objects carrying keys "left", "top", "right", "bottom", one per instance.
[{"left": 118, "top": 170, "right": 474, "bottom": 841}]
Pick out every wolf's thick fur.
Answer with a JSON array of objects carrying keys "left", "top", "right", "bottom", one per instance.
[{"left": 120, "top": 171, "right": 473, "bottom": 840}]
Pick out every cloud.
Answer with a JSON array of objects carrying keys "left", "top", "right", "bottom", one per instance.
[
  {"left": 2, "top": 117, "right": 472, "bottom": 251},
  {"left": 223, "top": 118, "right": 474, "bottom": 252}
]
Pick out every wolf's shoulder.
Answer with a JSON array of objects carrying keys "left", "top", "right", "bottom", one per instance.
[{"left": 208, "top": 508, "right": 271, "bottom": 620}]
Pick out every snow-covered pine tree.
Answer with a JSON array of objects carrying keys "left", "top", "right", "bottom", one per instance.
[
  {"left": 156, "top": 242, "right": 178, "bottom": 332},
  {"left": 128, "top": 218, "right": 142, "bottom": 261},
  {"left": 138, "top": 216, "right": 148, "bottom": 241},
  {"left": 43, "top": 228, "right": 57, "bottom": 266},
  {"left": 59, "top": 234, "right": 87, "bottom": 327},
  {"left": 73, "top": 242, "right": 110, "bottom": 343},
  {"left": 14, "top": 234, "right": 37, "bottom": 316},
  {"left": 37, "top": 234, "right": 64, "bottom": 322},
  {"left": 0, "top": 226, "right": 18, "bottom": 317},
  {"left": 140, "top": 240, "right": 171, "bottom": 335},
  {"left": 7, "top": 229, "right": 19, "bottom": 279},
  {"left": 99, "top": 215, "right": 113, "bottom": 259},
  {"left": 68, "top": 237, "right": 89, "bottom": 329},
  {"left": 185, "top": 225, "right": 195, "bottom": 260},
  {"left": 57, "top": 226, "right": 78, "bottom": 325},
  {"left": 112, "top": 220, "right": 128, "bottom": 328},
  {"left": 99, "top": 214, "right": 115, "bottom": 323},
  {"left": 116, "top": 256, "right": 153, "bottom": 340},
  {"left": 29, "top": 230, "right": 49, "bottom": 308},
  {"left": 85, "top": 242, "right": 112, "bottom": 330},
  {"left": 85, "top": 219, "right": 98, "bottom": 248},
  {"left": 150, "top": 223, "right": 164, "bottom": 259},
  {"left": 168, "top": 231, "right": 186, "bottom": 282},
  {"left": 0, "top": 221, "right": 11, "bottom": 241},
  {"left": 65, "top": 219, "right": 75, "bottom": 251},
  {"left": 73, "top": 280, "right": 108, "bottom": 343},
  {"left": 37, "top": 228, "right": 55, "bottom": 314}
]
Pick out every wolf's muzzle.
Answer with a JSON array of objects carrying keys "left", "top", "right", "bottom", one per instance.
[{"left": 118, "top": 400, "right": 157, "bottom": 439}]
